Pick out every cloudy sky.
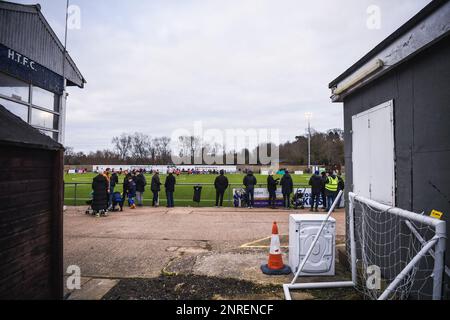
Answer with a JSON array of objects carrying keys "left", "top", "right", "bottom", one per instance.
[{"left": 15, "top": 0, "right": 431, "bottom": 152}]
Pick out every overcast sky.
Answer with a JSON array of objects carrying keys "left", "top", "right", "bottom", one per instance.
[{"left": 15, "top": 0, "right": 431, "bottom": 152}]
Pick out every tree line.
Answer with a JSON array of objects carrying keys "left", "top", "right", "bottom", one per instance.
[{"left": 64, "top": 129, "right": 344, "bottom": 166}]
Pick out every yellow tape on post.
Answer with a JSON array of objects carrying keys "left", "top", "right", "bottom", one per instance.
[{"left": 430, "top": 210, "right": 444, "bottom": 220}]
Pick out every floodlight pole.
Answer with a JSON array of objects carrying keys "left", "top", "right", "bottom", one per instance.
[
  {"left": 59, "top": 0, "right": 70, "bottom": 145},
  {"left": 305, "top": 113, "right": 312, "bottom": 171}
]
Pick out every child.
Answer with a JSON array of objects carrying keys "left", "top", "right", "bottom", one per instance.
[
  {"left": 127, "top": 177, "right": 137, "bottom": 209},
  {"left": 111, "top": 191, "right": 124, "bottom": 212}
]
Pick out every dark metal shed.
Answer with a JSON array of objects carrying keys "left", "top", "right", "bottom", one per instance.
[
  {"left": 329, "top": 0, "right": 450, "bottom": 299},
  {"left": 0, "top": 104, "right": 64, "bottom": 299}
]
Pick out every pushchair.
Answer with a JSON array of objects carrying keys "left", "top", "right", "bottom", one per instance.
[
  {"left": 292, "top": 188, "right": 306, "bottom": 209},
  {"left": 85, "top": 191, "right": 109, "bottom": 217},
  {"left": 233, "top": 188, "right": 249, "bottom": 208}
]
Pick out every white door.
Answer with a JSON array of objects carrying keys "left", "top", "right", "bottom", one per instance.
[{"left": 352, "top": 101, "right": 395, "bottom": 205}]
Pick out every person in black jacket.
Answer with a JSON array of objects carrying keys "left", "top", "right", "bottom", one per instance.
[
  {"left": 135, "top": 170, "right": 147, "bottom": 207},
  {"left": 280, "top": 170, "right": 294, "bottom": 209},
  {"left": 337, "top": 173, "right": 345, "bottom": 209},
  {"left": 267, "top": 171, "right": 279, "bottom": 209},
  {"left": 108, "top": 171, "right": 119, "bottom": 209},
  {"left": 243, "top": 171, "right": 257, "bottom": 208},
  {"left": 214, "top": 170, "right": 229, "bottom": 207},
  {"left": 122, "top": 171, "right": 131, "bottom": 204},
  {"left": 165, "top": 170, "right": 176, "bottom": 208},
  {"left": 92, "top": 173, "right": 109, "bottom": 216},
  {"left": 151, "top": 171, "right": 162, "bottom": 207},
  {"left": 321, "top": 171, "right": 328, "bottom": 210},
  {"left": 309, "top": 171, "right": 323, "bottom": 212}
]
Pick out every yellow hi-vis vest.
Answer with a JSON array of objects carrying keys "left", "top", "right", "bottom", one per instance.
[{"left": 326, "top": 176, "right": 339, "bottom": 192}]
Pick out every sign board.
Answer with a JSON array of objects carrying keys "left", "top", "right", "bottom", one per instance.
[
  {"left": 0, "top": 43, "right": 64, "bottom": 94},
  {"left": 233, "top": 188, "right": 345, "bottom": 208}
]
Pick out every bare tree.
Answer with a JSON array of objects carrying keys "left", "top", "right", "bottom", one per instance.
[
  {"left": 178, "top": 136, "right": 202, "bottom": 164},
  {"left": 155, "top": 136, "right": 172, "bottom": 164},
  {"left": 112, "top": 133, "right": 132, "bottom": 160},
  {"left": 131, "top": 132, "right": 150, "bottom": 162}
]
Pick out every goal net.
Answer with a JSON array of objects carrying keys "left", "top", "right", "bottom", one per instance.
[{"left": 348, "top": 193, "right": 447, "bottom": 300}]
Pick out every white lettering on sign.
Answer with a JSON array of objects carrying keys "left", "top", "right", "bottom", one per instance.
[{"left": 7, "top": 49, "right": 37, "bottom": 71}]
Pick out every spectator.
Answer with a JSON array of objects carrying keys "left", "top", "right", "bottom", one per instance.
[
  {"left": 243, "top": 171, "right": 257, "bottom": 209},
  {"left": 267, "top": 171, "right": 279, "bottom": 209},
  {"left": 151, "top": 171, "right": 162, "bottom": 207},
  {"left": 325, "top": 171, "right": 339, "bottom": 212},
  {"left": 214, "top": 170, "right": 229, "bottom": 207},
  {"left": 309, "top": 171, "right": 322, "bottom": 212},
  {"left": 135, "top": 170, "right": 147, "bottom": 207},
  {"left": 337, "top": 172, "right": 345, "bottom": 209},
  {"left": 92, "top": 172, "right": 109, "bottom": 217},
  {"left": 109, "top": 171, "right": 119, "bottom": 210},
  {"left": 337, "top": 172, "right": 345, "bottom": 192},
  {"left": 280, "top": 170, "right": 294, "bottom": 209},
  {"left": 125, "top": 175, "right": 137, "bottom": 209},
  {"left": 122, "top": 170, "right": 130, "bottom": 205},
  {"left": 165, "top": 169, "right": 176, "bottom": 208},
  {"left": 321, "top": 171, "right": 328, "bottom": 210}
]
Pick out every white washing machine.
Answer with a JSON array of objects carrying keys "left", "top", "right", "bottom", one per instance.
[{"left": 289, "top": 214, "right": 336, "bottom": 276}]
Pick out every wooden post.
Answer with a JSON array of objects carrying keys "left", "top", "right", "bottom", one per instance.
[{"left": 51, "top": 149, "right": 64, "bottom": 299}]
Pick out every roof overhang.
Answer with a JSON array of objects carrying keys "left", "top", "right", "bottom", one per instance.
[
  {"left": 0, "top": 1, "right": 86, "bottom": 89},
  {"left": 329, "top": 0, "right": 450, "bottom": 103}
]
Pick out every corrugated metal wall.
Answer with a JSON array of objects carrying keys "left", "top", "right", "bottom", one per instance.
[{"left": 0, "top": 5, "right": 84, "bottom": 87}]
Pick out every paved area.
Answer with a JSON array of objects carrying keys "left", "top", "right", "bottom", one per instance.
[{"left": 64, "top": 206, "right": 347, "bottom": 299}]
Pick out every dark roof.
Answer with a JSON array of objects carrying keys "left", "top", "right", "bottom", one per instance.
[
  {"left": 329, "top": 0, "right": 448, "bottom": 88},
  {"left": 0, "top": 1, "right": 86, "bottom": 88},
  {"left": 0, "top": 105, "right": 64, "bottom": 150}
]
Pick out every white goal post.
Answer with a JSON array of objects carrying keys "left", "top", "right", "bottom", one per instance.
[{"left": 284, "top": 192, "right": 447, "bottom": 300}]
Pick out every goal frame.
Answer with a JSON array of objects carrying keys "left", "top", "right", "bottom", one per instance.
[{"left": 283, "top": 191, "right": 447, "bottom": 300}]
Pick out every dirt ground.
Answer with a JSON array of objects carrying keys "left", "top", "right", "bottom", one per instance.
[{"left": 64, "top": 206, "right": 353, "bottom": 300}]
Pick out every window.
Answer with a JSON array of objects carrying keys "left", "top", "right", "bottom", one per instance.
[
  {"left": 32, "top": 86, "right": 59, "bottom": 112},
  {"left": 0, "top": 73, "right": 29, "bottom": 102},
  {"left": 0, "top": 97, "right": 28, "bottom": 122},
  {"left": 0, "top": 72, "right": 61, "bottom": 143},
  {"left": 31, "top": 108, "right": 59, "bottom": 130}
]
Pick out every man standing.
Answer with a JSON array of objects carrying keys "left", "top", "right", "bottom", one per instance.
[
  {"left": 267, "top": 171, "right": 279, "bottom": 209},
  {"left": 151, "top": 171, "right": 162, "bottom": 207},
  {"left": 280, "top": 170, "right": 294, "bottom": 209},
  {"left": 109, "top": 170, "right": 119, "bottom": 209},
  {"left": 214, "top": 170, "right": 229, "bottom": 207},
  {"left": 243, "top": 171, "right": 257, "bottom": 209},
  {"left": 325, "top": 171, "right": 339, "bottom": 211},
  {"left": 309, "top": 171, "right": 322, "bottom": 212},
  {"left": 122, "top": 170, "right": 131, "bottom": 205},
  {"left": 337, "top": 172, "right": 345, "bottom": 209},
  {"left": 165, "top": 169, "right": 176, "bottom": 208},
  {"left": 321, "top": 171, "right": 328, "bottom": 210},
  {"left": 135, "top": 170, "right": 147, "bottom": 207}
]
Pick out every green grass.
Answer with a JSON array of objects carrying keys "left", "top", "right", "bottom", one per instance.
[{"left": 64, "top": 173, "right": 312, "bottom": 207}]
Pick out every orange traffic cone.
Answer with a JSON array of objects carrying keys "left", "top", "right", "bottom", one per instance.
[{"left": 261, "top": 222, "right": 292, "bottom": 275}]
